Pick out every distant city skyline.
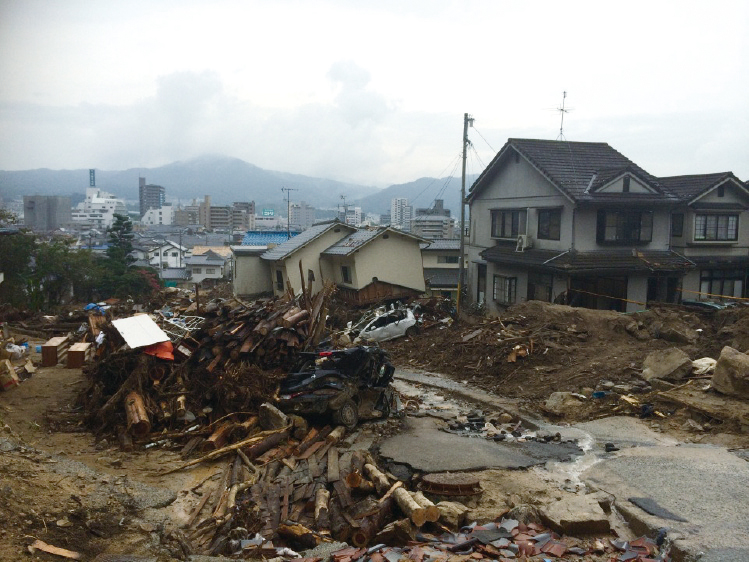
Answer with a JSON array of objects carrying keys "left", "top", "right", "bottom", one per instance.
[{"left": 1, "top": 1, "right": 747, "bottom": 186}]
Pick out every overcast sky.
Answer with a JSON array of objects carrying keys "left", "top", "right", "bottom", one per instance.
[{"left": 1, "top": 0, "right": 747, "bottom": 187}]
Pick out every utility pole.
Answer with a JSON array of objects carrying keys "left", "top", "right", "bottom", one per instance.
[
  {"left": 457, "top": 112, "right": 473, "bottom": 317},
  {"left": 281, "top": 187, "right": 298, "bottom": 239}
]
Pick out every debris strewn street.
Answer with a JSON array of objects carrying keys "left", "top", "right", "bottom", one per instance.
[{"left": 1, "top": 285, "right": 748, "bottom": 562}]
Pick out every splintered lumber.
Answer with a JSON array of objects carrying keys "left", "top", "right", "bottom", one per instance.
[
  {"left": 244, "top": 427, "right": 290, "bottom": 460},
  {"left": 294, "top": 427, "right": 320, "bottom": 456},
  {"left": 392, "top": 487, "right": 427, "bottom": 527},
  {"left": 162, "top": 426, "right": 290, "bottom": 474},
  {"left": 125, "top": 391, "right": 151, "bottom": 436},
  {"left": 351, "top": 496, "right": 394, "bottom": 548},
  {"left": 277, "top": 522, "right": 327, "bottom": 549},
  {"left": 373, "top": 518, "right": 415, "bottom": 547},
  {"left": 314, "top": 487, "right": 331, "bottom": 532},
  {"left": 327, "top": 447, "right": 340, "bottom": 482},
  {"left": 28, "top": 540, "right": 82, "bottom": 560},
  {"left": 363, "top": 463, "right": 391, "bottom": 495},
  {"left": 202, "top": 422, "right": 235, "bottom": 451},
  {"left": 346, "top": 451, "right": 367, "bottom": 488},
  {"left": 326, "top": 426, "right": 346, "bottom": 444},
  {"left": 412, "top": 491, "right": 440, "bottom": 522}
]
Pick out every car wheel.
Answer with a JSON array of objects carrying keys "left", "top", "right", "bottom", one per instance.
[
  {"left": 405, "top": 326, "right": 419, "bottom": 337},
  {"left": 333, "top": 399, "right": 359, "bottom": 428}
]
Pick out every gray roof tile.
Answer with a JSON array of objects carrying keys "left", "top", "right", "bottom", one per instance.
[
  {"left": 261, "top": 220, "right": 350, "bottom": 261},
  {"left": 469, "top": 139, "right": 675, "bottom": 203}
]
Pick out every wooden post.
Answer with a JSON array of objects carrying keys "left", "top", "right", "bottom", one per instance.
[
  {"left": 314, "top": 487, "right": 331, "bottom": 533},
  {"left": 125, "top": 391, "right": 151, "bottom": 436},
  {"left": 392, "top": 487, "right": 427, "bottom": 527}
]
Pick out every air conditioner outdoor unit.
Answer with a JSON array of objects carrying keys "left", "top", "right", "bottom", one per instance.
[{"left": 516, "top": 234, "right": 534, "bottom": 251}]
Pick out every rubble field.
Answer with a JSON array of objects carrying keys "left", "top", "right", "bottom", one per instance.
[
  {"left": 384, "top": 300, "right": 749, "bottom": 441},
  {"left": 2, "top": 285, "right": 748, "bottom": 561}
]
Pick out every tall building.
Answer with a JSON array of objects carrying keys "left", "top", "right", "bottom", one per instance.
[
  {"left": 139, "top": 177, "right": 165, "bottom": 217},
  {"left": 416, "top": 199, "right": 451, "bottom": 218},
  {"left": 345, "top": 206, "right": 362, "bottom": 226},
  {"left": 289, "top": 201, "right": 316, "bottom": 231},
  {"left": 390, "top": 198, "right": 413, "bottom": 231},
  {"left": 22, "top": 196, "right": 72, "bottom": 231},
  {"left": 71, "top": 188, "right": 127, "bottom": 229},
  {"left": 196, "top": 195, "right": 256, "bottom": 230},
  {"left": 411, "top": 214, "right": 456, "bottom": 239}
]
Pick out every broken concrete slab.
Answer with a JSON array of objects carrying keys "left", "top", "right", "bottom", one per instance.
[
  {"left": 641, "top": 348, "right": 692, "bottom": 382},
  {"left": 539, "top": 494, "right": 610, "bottom": 535},
  {"left": 379, "top": 416, "right": 581, "bottom": 471},
  {"left": 712, "top": 346, "right": 749, "bottom": 399}
]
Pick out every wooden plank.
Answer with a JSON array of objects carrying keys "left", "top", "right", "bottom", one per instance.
[
  {"left": 333, "top": 480, "right": 353, "bottom": 508},
  {"left": 298, "top": 440, "right": 325, "bottom": 460},
  {"left": 327, "top": 447, "right": 340, "bottom": 482}
]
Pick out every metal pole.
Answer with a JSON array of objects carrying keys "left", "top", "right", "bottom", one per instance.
[{"left": 457, "top": 113, "right": 470, "bottom": 316}]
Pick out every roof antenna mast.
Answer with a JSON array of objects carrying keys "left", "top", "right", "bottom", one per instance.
[{"left": 557, "top": 91, "right": 570, "bottom": 140}]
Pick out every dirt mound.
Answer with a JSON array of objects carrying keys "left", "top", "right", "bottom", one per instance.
[{"left": 384, "top": 301, "right": 714, "bottom": 407}]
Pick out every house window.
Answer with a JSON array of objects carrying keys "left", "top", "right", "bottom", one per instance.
[
  {"left": 717, "top": 185, "right": 725, "bottom": 197},
  {"left": 341, "top": 266, "right": 352, "bottom": 284},
  {"left": 193, "top": 267, "right": 202, "bottom": 274},
  {"left": 700, "top": 269, "right": 744, "bottom": 300},
  {"left": 694, "top": 214, "right": 738, "bottom": 241},
  {"left": 491, "top": 209, "right": 527, "bottom": 238},
  {"left": 537, "top": 209, "right": 561, "bottom": 240},
  {"left": 596, "top": 210, "right": 653, "bottom": 243},
  {"left": 276, "top": 270, "right": 284, "bottom": 290},
  {"left": 493, "top": 275, "right": 517, "bottom": 304},
  {"left": 622, "top": 177, "right": 631, "bottom": 192},
  {"left": 171, "top": 252, "right": 177, "bottom": 257},
  {"left": 671, "top": 213, "right": 684, "bottom": 237},
  {"left": 438, "top": 255, "right": 460, "bottom": 264},
  {"left": 206, "top": 268, "right": 216, "bottom": 274},
  {"left": 528, "top": 272, "right": 553, "bottom": 302}
]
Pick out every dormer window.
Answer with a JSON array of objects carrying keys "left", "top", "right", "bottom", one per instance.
[
  {"left": 622, "top": 177, "right": 631, "bottom": 192},
  {"left": 717, "top": 185, "right": 725, "bottom": 198}
]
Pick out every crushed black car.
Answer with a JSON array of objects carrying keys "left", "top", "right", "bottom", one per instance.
[{"left": 277, "top": 346, "right": 395, "bottom": 428}]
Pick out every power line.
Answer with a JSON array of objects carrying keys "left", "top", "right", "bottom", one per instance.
[
  {"left": 409, "top": 152, "right": 463, "bottom": 206},
  {"left": 471, "top": 126, "right": 496, "bottom": 153}
]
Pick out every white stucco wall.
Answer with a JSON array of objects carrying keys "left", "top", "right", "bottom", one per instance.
[{"left": 233, "top": 254, "right": 272, "bottom": 296}]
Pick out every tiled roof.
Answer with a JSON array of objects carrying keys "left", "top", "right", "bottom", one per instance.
[
  {"left": 159, "top": 268, "right": 189, "bottom": 280},
  {"left": 469, "top": 139, "right": 672, "bottom": 203},
  {"left": 658, "top": 172, "right": 744, "bottom": 202},
  {"left": 420, "top": 239, "right": 461, "bottom": 251},
  {"left": 423, "top": 268, "right": 459, "bottom": 288},
  {"left": 481, "top": 246, "right": 694, "bottom": 274},
  {"left": 261, "top": 220, "right": 350, "bottom": 261},
  {"left": 241, "top": 231, "right": 300, "bottom": 246},
  {"left": 322, "top": 229, "right": 381, "bottom": 256},
  {"left": 185, "top": 250, "right": 226, "bottom": 265}
]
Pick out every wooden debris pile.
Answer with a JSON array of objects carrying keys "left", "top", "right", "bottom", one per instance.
[
  {"left": 76, "top": 283, "right": 335, "bottom": 439},
  {"left": 169, "top": 422, "right": 444, "bottom": 557},
  {"left": 165, "top": 419, "right": 647, "bottom": 560}
]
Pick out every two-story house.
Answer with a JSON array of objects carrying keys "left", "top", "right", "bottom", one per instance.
[
  {"left": 466, "top": 139, "right": 694, "bottom": 314},
  {"left": 421, "top": 239, "right": 462, "bottom": 300},
  {"left": 660, "top": 172, "right": 749, "bottom": 302}
]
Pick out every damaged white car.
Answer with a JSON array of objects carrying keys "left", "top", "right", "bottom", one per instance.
[{"left": 344, "top": 305, "right": 419, "bottom": 343}]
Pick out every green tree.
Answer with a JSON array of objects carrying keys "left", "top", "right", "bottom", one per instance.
[
  {"left": 100, "top": 213, "right": 162, "bottom": 300},
  {"left": 0, "top": 230, "right": 35, "bottom": 307},
  {"left": 105, "top": 213, "right": 135, "bottom": 275}
]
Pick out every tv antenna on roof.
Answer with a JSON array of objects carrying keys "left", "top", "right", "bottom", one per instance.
[{"left": 556, "top": 91, "right": 572, "bottom": 140}]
